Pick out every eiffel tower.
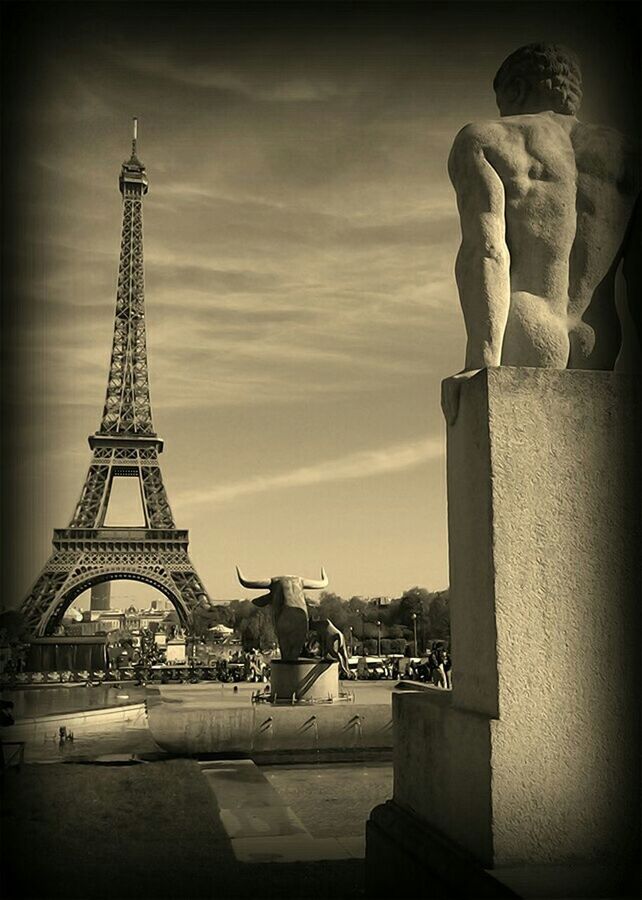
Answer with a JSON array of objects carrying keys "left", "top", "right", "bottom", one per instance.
[{"left": 21, "top": 121, "right": 212, "bottom": 637}]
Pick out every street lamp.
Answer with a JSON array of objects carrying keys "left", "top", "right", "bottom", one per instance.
[
  {"left": 349, "top": 626, "right": 354, "bottom": 657},
  {"left": 377, "top": 620, "right": 382, "bottom": 658},
  {"left": 411, "top": 612, "right": 418, "bottom": 657}
]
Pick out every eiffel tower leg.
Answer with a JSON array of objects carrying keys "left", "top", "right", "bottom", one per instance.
[
  {"left": 70, "top": 461, "right": 112, "bottom": 528},
  {"left": 21, "top": 551, "right": 84, "bottom": 636},
  {"left": 140, "top": 456, "right": 175, "bottom": 528},
  {"left": 169, "top": 565, "right": 212, "bottom": 632}
]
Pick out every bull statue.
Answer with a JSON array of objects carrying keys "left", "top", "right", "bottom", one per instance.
[
  {"left": 308, "top": 617, "right": 352, "bottom": 678},
  {"left": 236, "top": 566, "right": 328, "bottom": 661}
]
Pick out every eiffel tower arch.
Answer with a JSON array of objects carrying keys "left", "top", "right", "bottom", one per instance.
[{"left": 21, "top": 121, "right": 212, "bottom": 637}]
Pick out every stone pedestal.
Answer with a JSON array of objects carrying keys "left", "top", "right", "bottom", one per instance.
[
  {"left": 367, "top": 369, "right": 641, "bottom": 898},
  {"left": 270, "top": 658, "right": 339, "bottom": 701},
  {"left": 165, "top": 638, "right": 186, "bottom": 663}
]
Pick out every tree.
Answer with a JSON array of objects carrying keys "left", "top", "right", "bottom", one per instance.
[
  {"left": 193, "top": 603, "right": 236, "bottom": 639},
  {"left": 229, "top": 599, "right": 255, "bottom": 626},
  {"left": 239, "top": 616, "right": 260, "bottom": 650},
  {"left": 381, "top": 598, "right": 402, "bottom": 627},
  {"left": 239, "top": 607, "right": 276, "bottom": 651},
  {"left": 0, "top": 610, "right": 30, "bottom": 644},
  {"left": 398, "top": 587, "right": 432, "bottom": 626},
  {"left": 389, "top": 624, "right": 408, "bottom": 640},
  {"left": 348, "top": 596, "right": 367, "bottom": 616},
  {"left": 256, "top": 608, "right": 276, "bottom": 650},
  {"left": 426, "top": 590, "right": 450, "bottom": 641},
  {"left": 138, "top": 629, "right": 164, "bottom": 667},
  {"left": 361, "top": 621, "right": 380, "bottom": 639},
  {"left": 362, "top": 603, "right": 382, "bottom": 624},
  {"left": 318, "top": 592, "right": 349, "bottom": 629}
]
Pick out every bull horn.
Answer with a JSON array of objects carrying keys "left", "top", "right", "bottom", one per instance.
[
  {"left": 303, "top": 567, "right": 328, "bottom": 590},
  {"left": 236, "top": 566, "right": 271, "bottom": 590}
]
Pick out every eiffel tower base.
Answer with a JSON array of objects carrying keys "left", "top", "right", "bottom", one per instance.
[{"left": 22, "top": 527, "right": 209, "bottom": 637}]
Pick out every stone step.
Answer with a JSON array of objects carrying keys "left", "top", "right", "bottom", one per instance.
[{"left": 199, "top": 759, "right": 364, "bottom": 862}]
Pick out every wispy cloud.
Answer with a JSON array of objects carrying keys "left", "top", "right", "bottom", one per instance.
[
  {"left": 175, "top": 437, "right": 442, "bottom": 507},
  {"left": 115, "top": 49, "right": 361, "bottom": 104}
]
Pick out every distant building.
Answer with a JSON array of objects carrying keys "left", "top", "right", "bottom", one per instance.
[
  {"left": 370, "top": 596, "right": 393, "bottom": 606},
  {"left": 148, "top": 596, "right": 172, "bottom": 612},
  {"left": 139, "top": 609, "right": 169, "bottom": 631},
  {"left": 95, "top": 612, "right": 123, "bottom": 632},
  {"left": 64, "top": 605, "right": 178, "bottom": 636},
  {"left": 90, "top": 582, "right": 111, "bottom": 611},
  {"left": 67, "top": 610, "right": 115, "bottom": 636}
]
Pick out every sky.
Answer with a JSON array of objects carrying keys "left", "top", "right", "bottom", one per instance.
[{"left": 1, "top": 1, "right": 639, "bottom": 606}]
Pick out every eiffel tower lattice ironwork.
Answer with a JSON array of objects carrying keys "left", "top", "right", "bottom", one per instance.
[{"left": 21, "top": 121, "right": 212, "bottom": 637}]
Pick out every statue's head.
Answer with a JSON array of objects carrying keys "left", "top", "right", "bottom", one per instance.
[{"left": 493, "top": 43, "right": 582, "bottom": 117}]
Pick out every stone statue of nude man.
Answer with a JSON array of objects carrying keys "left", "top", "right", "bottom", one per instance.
[{"left": 443, "top": 43, "right": 640, "bottom": 423}]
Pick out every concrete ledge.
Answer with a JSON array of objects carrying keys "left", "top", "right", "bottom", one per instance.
[
  {"left": 366, "top": 800, "right": 640, "bottom": 899},
  {"left": 3, "top": 703, "right": 148, "bottom": 742},
  {"left": 394, "top": 679, "right": 450, "bottom": 693},
  {"left": 393, "top": 688, "right": 495, "bottom": 864},
  {"left": 366, "top": 800, "right": 518, "bottom": 899},
  {"left": 148, "top": 701, "right": 393, "bottom": 755}
]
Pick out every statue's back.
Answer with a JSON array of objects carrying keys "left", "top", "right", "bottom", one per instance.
[{"left": 483, "top": 113, "right": 638, "bottom": 367}]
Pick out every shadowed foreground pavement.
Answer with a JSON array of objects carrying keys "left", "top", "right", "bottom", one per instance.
[{"left": 1, "top": 760, "right": 369, "bottom": 900}]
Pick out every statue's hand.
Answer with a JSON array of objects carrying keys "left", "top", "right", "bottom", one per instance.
[{"left": 441, "top": 370, "right": 481, "bottom": 426}]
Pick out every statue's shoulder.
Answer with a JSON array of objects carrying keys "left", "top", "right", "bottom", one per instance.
[
  {"left": 448, "top": 119, "right": 506, "bottom": 184},
  {"left": 450, "top": 119, "right": 504, "bottom": 152}
]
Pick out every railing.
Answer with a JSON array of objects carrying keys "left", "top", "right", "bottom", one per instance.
[{"left": 53, "top": 528, "right": 189, "bottom": 545}]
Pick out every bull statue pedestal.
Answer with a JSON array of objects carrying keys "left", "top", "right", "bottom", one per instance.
[{"left": 270, "top": 658, "right": 339, "bottom": 702}]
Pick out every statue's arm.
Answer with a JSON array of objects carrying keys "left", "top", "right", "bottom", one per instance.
[{"left": 448, "top": 125, "right": 511, "bottom": 369}]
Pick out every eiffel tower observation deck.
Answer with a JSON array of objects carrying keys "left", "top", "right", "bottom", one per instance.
[{"left": 21, "top": 121, "right": 212, "bottom": 637}]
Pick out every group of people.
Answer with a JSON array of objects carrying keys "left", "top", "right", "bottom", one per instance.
[
  {"left": 400, "top": 645, "right": 452, "bottom": 689},
  {"left": 213, "top": 650, "right": 270, "bottom": 683}
]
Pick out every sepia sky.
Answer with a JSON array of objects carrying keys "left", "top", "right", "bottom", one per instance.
[{"left": 2, "top": 2, "right": 638, "bottom": 605}]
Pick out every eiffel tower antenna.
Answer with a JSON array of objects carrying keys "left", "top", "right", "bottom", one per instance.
[{"left": 21, "top": 124, "right": 213, "bottom": 636}]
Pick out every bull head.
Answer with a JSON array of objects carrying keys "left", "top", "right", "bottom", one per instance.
[
  {"left": 236, "top": 567, "right": 328, "bottom": 591},
  {"left": 235, "top": 566, "right": 329, "bottom": 660}
]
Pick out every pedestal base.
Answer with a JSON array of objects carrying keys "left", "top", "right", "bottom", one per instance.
[
  {"left": 270, "top": 659, "right": 339, "bottom": 701},
  {"left": 367, "top": 800, "right": 636, "bottom": 899},
  {"left": 367, "top": 800, "right": 518, "bottom": 899},
  {"left": 366, "top": 369, "right": 641, "bottom": 897}
]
